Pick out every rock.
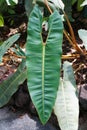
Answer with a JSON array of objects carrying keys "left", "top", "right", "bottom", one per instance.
[
  {"left": 14, "top": 89, "right": 30, "bottom": 108},
  {"left": 8, "top": 81, "right": 31, "bottom": 109},
  {"left": 29, "top": 101, "right": 37, "bottom": 116},
  {"left": 79, "top": 111, "right": 87, "bottom": 130},
  {"left": 79, "top": 84, "right": 87, "bottom": 111},
  {"left": 79, "top": 120, "right": 87, "bottom": 130},
  {"left": 78, "top": 84, "right": 87, "bottom": 130},
  {"left": 0, "top": 107, "right": 58, "bottom": 130},
  {"left": 0, "top": 66, "right": 8, "bottom": 82}
]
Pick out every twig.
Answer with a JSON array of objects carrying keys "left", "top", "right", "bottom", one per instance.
[
  {"left": 9, "top": 50, "right": 26, "bottom": 59},
  {"left": 42, "top": 1, "right": 87, "bottom": 60},
  {"left": 63, "top": 12, "right": 84, "bottom": 54},
  {"left": 44, "top": 0, "right": 53, "bottom": 14},
  {"left": 63, "top": 30, "right": 76, "bottom": 49},
  {"left": 62, "top": 54, "right": 80, "bottom": 59}
]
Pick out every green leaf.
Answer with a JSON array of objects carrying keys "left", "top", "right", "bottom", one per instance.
[
  {"left": 36, "top": 0, "right": 64, "bottom": 11},
  {"left": 0, "top": 33, "right": 20, "bottom": 63},
  {"left": 0, "top": 0, "right": 8, "bottom": 14},
  {"left": 26, "top": 5, "right": 63, "bottom": 124},
  {"left": 25, "top": 0, "right": 33, "bottom": 17},
  {"left": 72, "top": 0, "right": 77, "bottom": 5},
  {"left": 12, "top": 44, "right": 25, "bottom": 57},
  {"left": 0, "top": 59, "right": 26, "bottom": 107},
  {"left": 77, "top": 0, "right": 84, "bottom": 11},
  {"left": 63, "top": 61, "right": 76, "bottom": 87},
  {"left": 78, "top": 29, "right": 87, "bottom": 50},
  {"left": 62, "top": 0, "right": 74, "bottom": 21},
  {"left": 0, "top": 15, "right": 4, "bottom": 27},
  {"left": 54, "top": 61, "right": 79, "bottom": 130}
]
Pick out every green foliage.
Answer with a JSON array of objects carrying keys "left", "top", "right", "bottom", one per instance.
[
  {"left": 12, "top": 44, "right": 25, "bottom": 57},
  {"left": 77, "top": 0, "right": 84, "bottom": 11},
  {"left": 0, "top": 1, "right": 80, "bottom": 130},
  {"left": 0, "top": 33, "right": 20, "bottom": 63},
  {"left": 35, "top": 0, "right": 64, "bottom": 11},
  {"left": 25, "top": 0, "right": 33, "bottom": 17},
  {"left": 54, "top": 61, "right": 79, "bottom": 130},
  {"left": 0, "top": 0, "right": 16, "bottom": 14},
  {"left": 0, "top": 0, "right": 18, "bottom": 27},
  {"left": 71, "top": 0, "right": 84, "bottom": 9},
  {"left": 26, "top": 5, "right": 63, "bottom": 124},
  {"left": 72, "top": 0, "right": 77, "bottom": 5},
  {"left": 63, "top": 61, "right": 76, "bottom": 87},
  {"left": 0, "top": 15, "right": 4, "bottom": 27},
  {"left": 0, "top": 59, "right": 26, "bottom": 107},
  {"left": 0, "top": 0, "right": 8, "bottom": 13},
  {"left": 62, "top": 0, "right": 85, "bottom": 20},
  {"left": 62, "top": 0, "right": 74, "bottom": 21}
]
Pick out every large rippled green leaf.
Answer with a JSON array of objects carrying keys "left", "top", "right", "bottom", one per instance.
[
  {"left": 54, "top": 61, "right": 79, "bottom": 130},
  {"left": 26, "top": 5, "right": 63, "bottom": 124},
  {"left": 0, "top": 59, "right": 26, "bottom": 107}
]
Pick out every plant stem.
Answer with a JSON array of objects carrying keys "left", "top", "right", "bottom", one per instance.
[
  {"left": 63, "top": 12, "right": 84, "bottom": 54},
  {"left": 63, "top": 30, "right": 76, "bottom": 49},
  {"left": 62, "top": 54, "right": 80, "bottom": 59},
  {"left": 44, "top": 0, "right": 52, "bottom": 14},
  {"left": 43, "top": 1, "right": 87, "bottom": 60}
]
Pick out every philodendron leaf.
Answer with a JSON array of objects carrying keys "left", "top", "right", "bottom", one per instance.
[
  {"left": 63, "top": 61, "right": 76, "bottom": 87},
  {"left": 0, "top": 33, "right": 20, "bottom": 63},
  {"left": 26, "top": 5, "right": 63, "bottom": 124},
  {"left": 78, "top": 29, "right": 87, "bottom": 50},
  {"left": 0, "top": 59, "right": 26, "bottom": 107},
  {"left": 54, "top": 61, "right": 79, "bottom": 130}
]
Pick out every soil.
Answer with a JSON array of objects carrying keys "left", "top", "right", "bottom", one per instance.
[{"left": 0, "top": 2, "right": 87, "bottom": 130}]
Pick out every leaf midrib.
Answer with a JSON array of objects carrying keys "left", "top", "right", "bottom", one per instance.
[
  {"left": 62, "top": 80, "right": 69, "bottom": 128},
  {"left": 42, "top": 45, "right": 45, "bottom": 115}
]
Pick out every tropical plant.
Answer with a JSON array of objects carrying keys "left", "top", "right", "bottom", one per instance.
[
  {"left": 0, "top": 59, "right": 26, "bottom": 107},
  {"left": 0, "top": 33, "right": 20, "bottom": 63},
  {"left": 1, "top": 0, "right": 87, "bottom": 130},
  {"left": 26, "top": 4, "right": 63, "bottom": 124},
  {"left": 0, "top": 0, "right": 18, "bottom": 27},
  {"left": 0, "top": 15, "right": 4, "bottom": 26},
  {"left": 62, "top": 0, "right": 86, "bottom": 21},
  {"left": 54, "top": 61, "right": 79, "bottom": 130}
]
